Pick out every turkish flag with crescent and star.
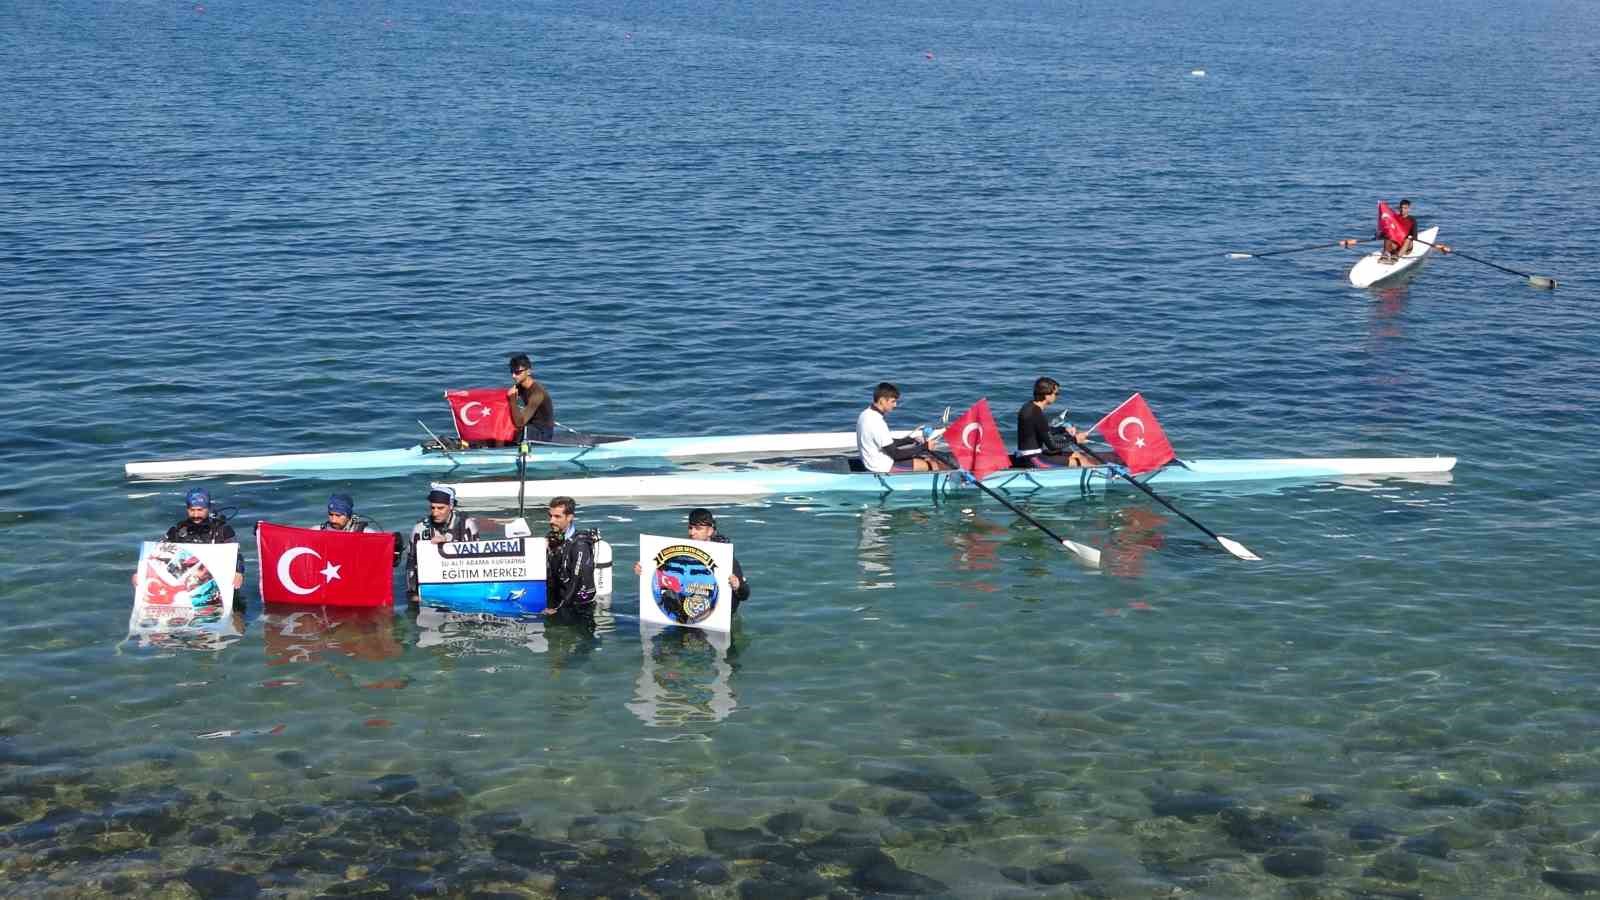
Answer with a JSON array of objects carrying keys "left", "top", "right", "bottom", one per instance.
[
  {"left": 1377, "top": 201, "right": 1410, "bottom": 246},
  {"left": 256, "top": 522, "right": 396, "bottom": 607},
  {"left": 945, "top": 399, "right": 1013, "bottom": 480},
  {"left": 1092, "top": 393, "right": 1176, "bottom": 475},
  {"left": 444, "top": 389, "right": 516, "bottom": 443}
]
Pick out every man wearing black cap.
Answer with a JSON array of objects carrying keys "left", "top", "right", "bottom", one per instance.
[
  {"left": 405, "top": 485, "right": 480, "bottom": 599},
  {"left": 161, "top": 487, "right": 246, "bottom": 590},
  {"left": 633, "top": 508, "right": 750, "bottom": 612}
]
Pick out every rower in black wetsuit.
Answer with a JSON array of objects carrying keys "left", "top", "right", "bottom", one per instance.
[
  {"left": 1014, "top": 377, "right": 1096, "bottom": 469},
  {"left": 506, "top": 353, "right": 555, "bottom": 444}
]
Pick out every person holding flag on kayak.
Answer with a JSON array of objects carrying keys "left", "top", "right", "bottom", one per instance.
[
  {"left": 856, "top": 382, "right": 951, "bottom": 473},
  {"left": 1342, "top": 199, "right": 1450, "bottom": 261},
  {"left": 506, "top": 354, "right": 556, "bottom": 444},
  {"left": 1014, "top": 377, "right": 1098, "bottom": 468}
]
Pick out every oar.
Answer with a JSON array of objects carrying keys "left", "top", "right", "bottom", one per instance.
[
  {"left": 1411, "top": 237, "right": 1557, "bottom": 289},
  {"left": 935, "top": 450, "right": 1101, "bottom": 568},
  {"left": 516, "top": 440, "right": 529, "bottom": 521},
  {"left": 1227, "top": 238, "right": 1375, "bottom": 260},
  {"left": 416, "top": 419, "right": 460, "bottom": 467},
  {"left": 1063, "top": 437, "right": 1261, "bottom": 561}
]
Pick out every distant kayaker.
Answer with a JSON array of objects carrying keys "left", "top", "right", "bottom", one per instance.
[
  {"left": 544, "top": 496, "right": 601, "bottom": 625},
  {"left": 506, "top": 354, "right": 556, "bottom": 443},
  {"left": 405, "top": 485, "right": 480, "bottom": 599},
  {"left": 1342, "top": 199, "right": 1450, "bottom": 261},
  {"left": 159, "top": 487, "right": 246, "bottom": 591},
  {"left": 633, "top": 507, "right": 750, "bottom": 613},
  {"left": 856, "top": 382, "right": 950, "bottom": 473},
  {"left": 1014, "top": 377, "right": 1097, "bottom": 469}
]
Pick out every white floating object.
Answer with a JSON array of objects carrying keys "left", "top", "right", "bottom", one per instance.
[{"left": 1191, "top": 69, "right": 1206, "bottom": 77}]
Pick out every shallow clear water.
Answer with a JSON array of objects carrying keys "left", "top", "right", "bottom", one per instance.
[{"left": 3, "top": 0, "right": 1599, "bottom": 896}]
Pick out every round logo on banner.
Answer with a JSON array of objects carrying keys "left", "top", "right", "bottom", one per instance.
[{"left": 650, "top": 544, "right": 720, "bottom": 625}]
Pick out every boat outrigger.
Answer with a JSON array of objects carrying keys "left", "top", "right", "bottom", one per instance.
[
  {"left": 444, "top": 455, "right": 1458, "bottom": 506},
  {"left": 123, "top": 430, "right": 892, "bottom": 480}
]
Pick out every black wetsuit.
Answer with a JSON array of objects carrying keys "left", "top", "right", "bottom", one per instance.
[
  {"left": 546, "top": 528, "right": 599, "bottom": 625},
  {"left": 512, "top": 380, "right": 556, "bottom": 443},
  {"left": 164, "top": 515, "right": 247, "bottom": 598},
  {"left": 405, "top": 512, "right": 479, "bottom": 596},
  {"left": 710, "top": 533, "right": 751, "bottom": 611}
]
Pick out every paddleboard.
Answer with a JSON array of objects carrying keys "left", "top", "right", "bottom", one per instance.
[{"left": 1349, "top": 225, "right": 1439, "bottom": 288}]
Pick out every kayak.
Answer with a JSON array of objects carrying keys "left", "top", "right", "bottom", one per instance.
[
  {"left": 1349, "top": 225, "right": 1440, "bottom": 288},
  {"left": 123, "top": 430, "right": 892, "bottom": 480},
  {"left": 444, "top": 455, "right": 1458, "bottom": 506}
]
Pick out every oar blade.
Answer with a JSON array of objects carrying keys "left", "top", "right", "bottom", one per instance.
[
  {"left": 1060, "top": 538, "right": 1102, "bottom": 568},
  {"left": 1226, "top": 252, "right": 1253, "bottom": 259},
  {"left": 1529, "top": 275, "right": 1557, "bottom": 290},
  {"left": 1216, "top": 535, "right": 1260, "bottom": 561}
]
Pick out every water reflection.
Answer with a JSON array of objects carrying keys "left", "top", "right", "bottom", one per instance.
[
  {"left": 412, "top": 605, "right": 616, "bottom": 660},
  {"left": 857, "top": 506, "right": 938, "bottom": 589},
  {"left": 260, "top": 606, "right": 401, "bottom": 664},
  {"left": 1369, "top": 283, "right": 1409, "bottom": 341},
  {"left": 1103, "top": 505, "right": 1168, "bottom": 578},
  {"left": 627, "top": 622, "right": 737, "bottom": 727}
]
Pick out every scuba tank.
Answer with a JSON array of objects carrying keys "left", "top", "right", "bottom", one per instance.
[{"left": 594, "top": 536, "right": 613, "bottom": 602}]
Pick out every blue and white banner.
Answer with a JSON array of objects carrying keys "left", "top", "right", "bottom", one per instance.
[
  {"left": 128, "top": 541, "right": 240, "bottom": 645},
  {"left": 415, "top": 537, "right": 545, "bottom": 614},
  {"left": 637, "top": 534, "right": 734, "bottom": 633}
]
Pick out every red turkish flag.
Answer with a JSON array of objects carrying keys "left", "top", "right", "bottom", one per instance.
[
  {"left": 1377, "top": 201, "right": 1410, "bottom": 246},
  {"left": 1092, "top": 393, "right": 1176, "bottom": 475},
  {"left": 945, "top": 399, "right": 1013, "bottom": 480},
  {"left": 256, "top": 522, "right": 396, "bottom": 608},
  {"left": 444, "top": 389, "right": 515, "bottom": 443}
]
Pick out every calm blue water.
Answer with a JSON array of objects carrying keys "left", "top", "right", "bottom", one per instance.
[{"left": 4, "top": 0, "right": 1600, "bottom": 895}]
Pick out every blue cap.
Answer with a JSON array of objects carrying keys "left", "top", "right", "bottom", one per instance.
[
  {"left": 328, "top": 493, "right": 355, "bottom": 516},
  {"left": 184, "top": 487, "right": 211, "bottom": 509}
]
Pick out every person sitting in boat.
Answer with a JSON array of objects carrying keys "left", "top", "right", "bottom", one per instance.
[
  {"left": 506, "top": 353, "right": 555, "bottom": 444},
  {"left": 1341, "top": 199, "right": 1451, "bottom": 261},
  {"left": 632, "top": 508, "right": 750, "bottom": 613},
  {"left": 405, "top": 485, "right": 480, "bottom": 599},
  {"left": 162, "top": 487, "right": 247, "bottom": 591},
  {"left": 856, "top": 382, "right": 950, "bottom": 473},
  {"left": 544, "top": 496, "right": 601, "bottom": 626},
  {"left": 1014, "top": 377, "right": 1098, "bottom": 469}
]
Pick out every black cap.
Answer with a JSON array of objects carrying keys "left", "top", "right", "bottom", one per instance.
[{"left": 687, "top": 508, "right": 716, "bottom": 527}]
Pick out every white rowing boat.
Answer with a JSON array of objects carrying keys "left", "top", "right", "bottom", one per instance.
[
  {"left": 124, "top": 430, "right": 893, "bottom": 480},
  {"left": 444, "top": 455, "right": 1458, "bottom": 506},
  {"left": 1349, "top": 225, "right": 1440, "bottom": 288}
]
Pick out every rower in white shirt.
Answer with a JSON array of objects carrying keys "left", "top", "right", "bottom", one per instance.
[{"left": 855, "top": 382, "right": 952, "bottom": 473}]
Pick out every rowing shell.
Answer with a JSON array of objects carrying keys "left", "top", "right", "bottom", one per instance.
[
  {"left": 1349, "top": 225, "right": 1440, "bottom": 288},
  {"left": 124, "top": 430, "right": 887, "bottom": 480},
  {"left": 444, "top": 455, "right": 1458, "bottom": 506}
]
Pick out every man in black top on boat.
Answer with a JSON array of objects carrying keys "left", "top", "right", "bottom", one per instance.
[
  {"left": 506, "top": 353, "right": 555, "bottom": 444},
  {"left": 1014, "top": 377, "right": 1097, "bottom": 469},
  {"left": 158, "top": 487, "right": 247, "bottom": 591}
]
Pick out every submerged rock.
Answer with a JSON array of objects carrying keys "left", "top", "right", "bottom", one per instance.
[
  {"left": 852, "top": 853, "right": 947, "bottom": 894},
  {"left": 703, "top": 825, "right": 766, "bottom": 856},
  {"left": 368, "top": 773, "right": 420, "bottom": 799},
  {"left": 1544, "top": 871, "right": 1600, "bottom": 894},
  {"left": 1261, "top": 847, "right": 1325, "bottom": 878},
  {"left": 1348, "top": 821, "right": 1401, "bottom": 850},
  {"left": 1218, "top": 807, "right": 1312, "bottom": 853},
  {"left": 181, "top": 866, "right": 261, "bottom": 899},
  {"left": 1400, "top": 829, "right": 1450, "bottom": 860},
  {"left": 765, "top": 810, "right": 805, "bottom": 836},
  {"left": 1368, "top": 849, "right": 1419, "bottom": 883},
  {"left": 1408, "top": 785, "right": 1484, "bottom": 808},
  {"left": 490, "top": 833, "right": 580, "bottom": 871}
]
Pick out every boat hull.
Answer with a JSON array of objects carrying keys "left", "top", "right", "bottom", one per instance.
[
  {"left": 444, "top": 456, "right": 1459, "bottom": 506},
  {"left": 124, "top": 431, "right": 877, "bottom": 479},
  {"left": 1350, "top": 225, "right": 1439, "bottom": 288}
]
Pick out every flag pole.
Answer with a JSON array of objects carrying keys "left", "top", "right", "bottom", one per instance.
[{"left": 1063, "top": 436, "right": 1260, "bottom": 561}]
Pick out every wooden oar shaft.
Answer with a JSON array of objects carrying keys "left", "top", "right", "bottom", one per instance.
[
  {"left": 1067, "top": 440, "right": 1228, "bottom": 542},
  {"left": 1411, "top": 237, "right": 1555, "bottom": 286},
  {"left": 1231, "top": 238, "right": 1370, "bottom": 259}
]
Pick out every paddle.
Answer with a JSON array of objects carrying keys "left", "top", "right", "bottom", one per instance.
[
  {"left": 416, "top": 419, "right": 460, "bottom": 467},
  {"left": 1227, "top": 238, "right": 1375, "bottom": 260},
  {"left": 504, "top": 439, "right": 534, "bottom": 539},
  {"left": 1061, "top": 435, "right": 1261, "bottom": 561},
  {"left": 930, "top": 434, "right": 1101, "bottom": 569},
  {"left": 1411, "top": 236, "right": 1557, "bottom": 290}
]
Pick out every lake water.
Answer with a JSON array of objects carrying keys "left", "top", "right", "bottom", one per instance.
[{"left": 3, "top": 0, "right": 1599, "bottom": 896}]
